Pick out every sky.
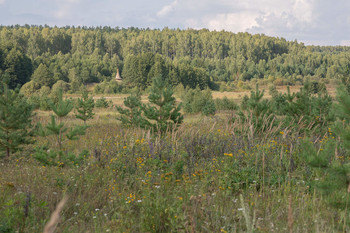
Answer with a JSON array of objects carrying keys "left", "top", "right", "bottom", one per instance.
[{"left": 0, "top": 0, "right": 349, "bottom": 46}]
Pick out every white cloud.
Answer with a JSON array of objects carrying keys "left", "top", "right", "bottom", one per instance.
[
  {"left": 155, "top": 0, "right": 317, "bottom": 34},
  {"left": 341, "top": 40, "right": 350, "bottom": 46},
  {"left": 54, "top": 0, "right": 81, "bottom": 19},
  {"left": 206, "top": 12, "right": 259, "bottom": 32},
  {"left": 157, "top": 0, "right": 178, "bottom": 17},
  {"left": 293, "top": 0, "right": 314, "bottom": 23},
  {"left": 0, "top": 0, "right": 349, "bottom": 45}
]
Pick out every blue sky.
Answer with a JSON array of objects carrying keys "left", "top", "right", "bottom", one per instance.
[{"left": 0, "top": 0, "right": 349, "bottom": 46}]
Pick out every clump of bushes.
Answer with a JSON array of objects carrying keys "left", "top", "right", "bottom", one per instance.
[
  {"left": 181, "top": 88, "right": 216, "bottom": 116},
  {"left": 214, "top": 96, "right": 238, "bottom": 111},
  {"left": 95, "top": 96, "right": 112, "bottom": 108},
  {"left": 93, "top": 80, "right": 124, "bottom": 94}
]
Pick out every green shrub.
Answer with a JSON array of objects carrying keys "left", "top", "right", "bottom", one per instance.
[
  {"left": 116, "top": 93, "right": 147, "bottom": 128},
  {"left": 214, "top": 96, "right": 238, "bottom": 111},
  {"left": 93, "top": 81, "right": 124, "bottom": 94},
  {"left": 181, "top": 88, "right": 216, "bottom": 115},
  {"left": 95, "top": 97, "right": 111, "bottom": 108}
]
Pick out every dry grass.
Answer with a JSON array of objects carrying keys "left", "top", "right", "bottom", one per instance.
[{"left": 212, "top": 85, "right": 337, "bottom": 100}]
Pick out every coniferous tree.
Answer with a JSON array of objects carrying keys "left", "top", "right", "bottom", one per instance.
[
  {"left": 116, "top": 93, "right": 147, "bottom": 128},
  {"left": 302, "top": 86, "right": 350, "bottom": 213},
  {"left": 237, "top": 84, "right": 274, "bottom": 133},
  {"left": 143, "top": 76, "right": 183, "bottom": 133},
  {"left": 0, "top": 81, "right": 35, "bottom": 157},
  {"left": 75, "top": 89, "right": 95, "bottom": 125},
  {"left": 45, "top": 89, "right": 87, "bottom": 150},
  {"left": 35, "top": 88, "right": 88, "bottom": 166}
]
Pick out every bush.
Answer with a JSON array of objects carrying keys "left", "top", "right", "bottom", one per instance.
[
  {"left": 93, "top": 81, "right": 124, "bottom": 94},
  {"left": 20, "top": 80, "right": 39, "bottom": 96},
  {"left": 214, "top": 96, "right": 238, "bottom": 111},
  {"left": 95, "top": 97, "right": 111, "bottom": 108},
  {"left": 181, "top": 88, "right": 216, "bottom": 115},
  {"left": 50, "top": 80, "right": 70, "bottom": 103}
]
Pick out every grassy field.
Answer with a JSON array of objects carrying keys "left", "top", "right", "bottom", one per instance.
[{"left": 1, "top": 86, "right": 348, "bottom": 233}]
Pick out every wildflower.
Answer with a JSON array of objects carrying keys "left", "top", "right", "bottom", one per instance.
[
  {"left": 280, "top": 131, "right": 284, "bottom": 135},
  {"left": 123, "top": 146, "right": 127, "bottom": 149}
]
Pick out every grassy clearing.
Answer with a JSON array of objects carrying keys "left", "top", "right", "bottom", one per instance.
[{"left": 1, "top": 112, "right": 348, "bottom": 232}]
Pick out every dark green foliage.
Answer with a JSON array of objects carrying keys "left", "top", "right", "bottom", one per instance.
[
  {"left": 116, "top": 93, "right": 147, "bottom": 128},
  {"left": 201, "top": 100, "right": 216, "bottom": 116},
  {"left": 48, "top": 89, "right": 73, "bottom": 117},
  {"left": 214, "top": 96, "right": 238, "bottom": 111},
  {"left": 95, "top": 96, "right": 111, "bottom": 108},
  {"left": 335, "top": 86, "right": 350, "bottom": 150},
  {"left": 236, "top": 84, "right": 274, "bottom": 133},
  {"left": 0, "top": 82, "right": 35, "bottom": 157},
  {"left": 122, "top": 53, "right": 155, "bottom": 90},
  {"left": 143, "top": 76, "right": 183, "bottom": 133},
  {"left": 268, "top": 84, "right": 278, "bottom": 98},
  {"left": 31, "top": 63, "right": 54, "bottom": 88},
  {"left": 75, "top": 89, "right": 95, "bottom": 124},
  {"left": 2, "top": 26, "right": 350, "bottom": 92},
  {"left": 272, "top": 82, "right": 334, "bottom": 132},
  {"left": 0, "top": 47, "right": 33, "bottom": 89},
  {"left": 93, "top": 80, "right": 124, "bottom": 94},
  {"left": 34, "top": 88, "right": 88, "bottom": 165},
  {"left": 50, "top": 80, "right": 70, "bottom": 103},
  {"left": 341, "top": 76, "right": 350, "bottom": 94},
  {"left": 301, "top": 86, "right": 350, "bottom": 210},
  {"left": 181, "top": 88, "right": 216, "bottom": 115}
]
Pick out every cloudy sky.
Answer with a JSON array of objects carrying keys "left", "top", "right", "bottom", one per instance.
[{"left": 0, "top": 0, "right": 349, "bottom": 46}]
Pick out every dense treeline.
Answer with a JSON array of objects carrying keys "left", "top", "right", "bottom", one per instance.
[{"left": 0, "top": 25, "right": 350, "bottom": 92}]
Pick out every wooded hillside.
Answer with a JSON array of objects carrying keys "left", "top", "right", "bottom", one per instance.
[{"left": 0, "top": 25, "right": 349, "bottom": 91}]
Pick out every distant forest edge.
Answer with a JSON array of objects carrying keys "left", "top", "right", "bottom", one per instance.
[{"left": 1, "top": 25, "right": 350, "bottom": 92}]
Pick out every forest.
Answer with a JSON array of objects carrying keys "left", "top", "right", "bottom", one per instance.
[{"left": 1, "top": 25, "right": 350, "bottom": 93}]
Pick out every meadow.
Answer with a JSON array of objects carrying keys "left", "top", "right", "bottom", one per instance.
[{"left": 1, "top": 84, "right": 349, "bottom": 233}]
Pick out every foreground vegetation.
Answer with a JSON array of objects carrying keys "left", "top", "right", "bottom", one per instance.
[{"left": 1, "top": 79, "right": 350, "bottom": 232}]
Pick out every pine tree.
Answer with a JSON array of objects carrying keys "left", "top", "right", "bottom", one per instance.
[
  {"left": 237, "top": 84, "right": 274, "bottom": 133},
  {"left": 75, "top": 89, "right": 95, "bottom": 125},
  {"left": 143, "top": 76, "right": 183, "bottom": 133},
  {"left": 336, "top": 85, "right": 350, "bottom": 151},
  {"left": 302, "top": 85, "right": 350, "bottom": 213},
  {"left": 44, "top": 88, "right": 87, "bottom": 150},
  {"left": 0, "top": 82, "right": 35, "bottom": 157},
  {"left": 35, "top": 88, "right": 88, "bottom": 166},
  {"left": 116, "top": 92, "right": 147, "bottom": 128}
]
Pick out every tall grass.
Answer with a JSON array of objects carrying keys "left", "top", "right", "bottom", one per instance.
[{"left": 0, "top": 113, "right": 348, "bottom": 232}]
